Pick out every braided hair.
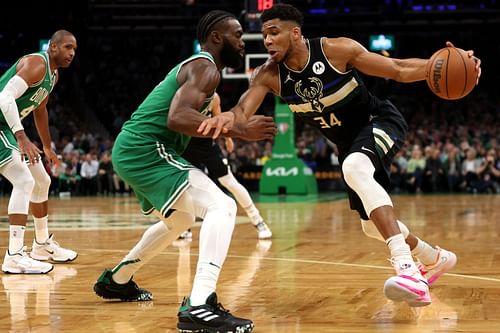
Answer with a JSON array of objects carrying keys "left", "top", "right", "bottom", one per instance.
[{"left": 196, "top": 10, "right": 236, "bottom": 43}]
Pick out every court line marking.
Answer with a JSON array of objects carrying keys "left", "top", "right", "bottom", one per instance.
[{"left": 88, "top": 248, "right": 500, "bottom": 284}]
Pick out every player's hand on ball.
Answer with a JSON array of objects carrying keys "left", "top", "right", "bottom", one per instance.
[{"left": 446, "top": 41, "right": 481, "bottom": 84}]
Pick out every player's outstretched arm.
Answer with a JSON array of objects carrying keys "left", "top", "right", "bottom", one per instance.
[{"left": 198, "top": 64, "right": 277, "bottom": 141}]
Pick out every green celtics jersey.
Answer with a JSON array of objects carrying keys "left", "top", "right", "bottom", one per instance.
[
  {"left": 121, "top": 52, "right": 215, "bottom": 154},
  {"left": 0, "top": 52, "right": 56, "bottom": 129}
]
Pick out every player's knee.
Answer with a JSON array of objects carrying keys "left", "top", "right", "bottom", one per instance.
[
  {"left": 220, "top": 194, "right": 237, "bottom": 217},
  {"left": 342, "top": 153, "right": 374, "bottom": 187},
  {"left": 31, "top": 171, "right": 51, "bottom": 201},
  {"left": 162, "top": 211, "right": 195, "bottom": 231},
  {"left": 34, "top": 170, "right": 51, "bottom": 189},
  {"left": 14, "top": 173, "right": 35, "bottom": 195}
]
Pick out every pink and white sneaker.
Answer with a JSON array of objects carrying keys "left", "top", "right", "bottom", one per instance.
[
  {"left": 417, "top": 247, "right": 457, "bottom": 286},
  {"left": 384, "top": 258, "right": 431, "bottom": 307}
]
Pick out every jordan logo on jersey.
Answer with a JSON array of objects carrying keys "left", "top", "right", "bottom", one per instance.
[{"left": 294, "top": 77, "right": 324, "bottom": 112}]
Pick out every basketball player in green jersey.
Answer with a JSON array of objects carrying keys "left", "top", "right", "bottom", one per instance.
[
  {"left": 0, "top": 30, "right": 78, "bottom": 274},
  {"left": 199, "top": 4, "right": 481, "bottom": 308},
  {"left": 180, "top": 92, "right": 273, "bottom": 240},
  {"left": 93, "top": 10, "right": 275, "bottom": 333}
]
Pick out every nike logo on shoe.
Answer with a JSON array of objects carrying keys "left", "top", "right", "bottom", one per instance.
[{"left": 45, "top": 249, "right": 54, "bottom": 255}]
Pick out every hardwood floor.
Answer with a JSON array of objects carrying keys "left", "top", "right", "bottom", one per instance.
[{"left": 0, "top": 194, "right": 499, "bottom": 332}]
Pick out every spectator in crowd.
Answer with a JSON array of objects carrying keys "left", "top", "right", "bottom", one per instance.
[
  {"left": 59, "top": 165, "right": 80, "bottom": 194},
  {"left": 80, "top": 153, "right": 99, "bottom": 195},
  {"left": 98, "top": 151, "right": 115, "bottom": 195},
  {"left": 405, "top": 146, "right": 426, "bottom": 193},
  {"left": 423, "top": 147, "right": 445, "bottom": 192},
  {"left": 461, "top": 148, "right": 482, "bottom": 193}
]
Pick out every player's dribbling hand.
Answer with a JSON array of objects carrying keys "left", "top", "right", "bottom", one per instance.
[
  {"left": 197, "top": 111, "right": 235, "bottom": 139},
  {"left": 446, "top": 41, "right": 481, "bottom": 84}
]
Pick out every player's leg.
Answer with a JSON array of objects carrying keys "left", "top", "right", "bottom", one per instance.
[
  {"left": 95, "top": 136, "right": 253, "bottom": 331},
  {"left": 174, "top": 169, "right": 253, "bottom": 333},
  {"left": 217, "top": 168, "right": 272, "bottom": 239},
  {"left": 0, "top": 148, "right": 52, "bottom": 274},
  {"left": 204, "top": 144, "right": 272, "bottom": 239},
  {"left": 94, "top": 210, "right": 194, "bottom": 301},
  {"left": 28, "top": 161, "right": 77, "bottom": 262},
  {"left": 93, "top": 134, "right": 195, "bottom": 301},
  {"left": 360, "top": 218, "right": 456, "bottom": 285},
  {"left": 341, "top": 122, "right": 430, "bottom": 306}
]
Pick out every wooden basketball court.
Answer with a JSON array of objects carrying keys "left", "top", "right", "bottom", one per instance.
[{"left": 0, "top": 194, "right": 499, "bottom": 332}]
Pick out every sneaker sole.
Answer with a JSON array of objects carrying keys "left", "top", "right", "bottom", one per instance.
[
  {"left": 30, "top": 253, "right": 78, "bottom": 263},
  {"left": 1, "top": 264, "right": 54, "bottom": 274},
  {"left": 384, "top": 277, "right": 431, "bottom": 307},
  {"left": 93, "top": 283, "right": 153, "bottom": 302},
  {"left": 177, "top": 322, "right": 254, "bottom": 333}
]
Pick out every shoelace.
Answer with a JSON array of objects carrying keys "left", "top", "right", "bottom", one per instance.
[
  {"left": 214, "top": 302, "right": 231, "bottom": 316},
  {"left": 387, "top": 257, "right": 417, "bottom": 276}
]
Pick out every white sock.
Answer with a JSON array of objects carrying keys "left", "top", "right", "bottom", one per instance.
[
  {"left": 182, "top": 170, "right": 237, "bottom": 305},
  {"left": 112, "top": 211, "right": 194, "bottom": 284},
  {"left": 190, "top": 262, "right": 221, "bottom": 306},
  {"left": 9, "top": 225, "right": 26, "bottom": 254},
  {"left": 112, "top": 221, "right": 171, "bottom": 284},
  {"left": 33, "top": 215, "right": 49, "bottom": 243},
  {"left": 386, "top": 233, "right": 412, "bottom": 261},
  {"left": 411, "top": 238, "right": 440, "bottom": 265},
  {"left": 189, "top": 206, "right": 235, "bottom": 306}
]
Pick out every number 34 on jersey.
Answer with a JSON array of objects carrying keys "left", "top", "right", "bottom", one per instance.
[{"left": 313, "top": 112, "right": 342, "bottom": 128}]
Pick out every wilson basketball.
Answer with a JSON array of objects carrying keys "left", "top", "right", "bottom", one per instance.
[{"left": 425, "top": 47, "right": 478, "bottom": 100}]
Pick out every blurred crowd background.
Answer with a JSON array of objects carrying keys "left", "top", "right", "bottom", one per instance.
[{"left": 0, "top": 0, "right": 498, "bottom": 196}]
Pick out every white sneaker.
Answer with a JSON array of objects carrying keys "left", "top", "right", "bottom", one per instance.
[
  {"left": 2, "top": 247, "right": 54, "bottom": 274},
  {"left": 417, "top": 247, "right": 457, "bottom": 286},
  {"left": 30, "top": 234, "right": 78, "bottom": 262},
  {"left": 177, "top": 229, "right": 193, "bottom": 240},
  {"left": 254, "top": 221, "right": 272, "bottom": 239},
  {"left": 384, "top": 257, "right": 431, "bottom": 307}
]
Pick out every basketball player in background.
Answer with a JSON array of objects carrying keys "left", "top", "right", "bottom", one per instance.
[
  {"left": 181, "top": 92, "right": 272, "bottom": 240},
  {"left": 199, "top": 4, "right": 481, "bottom": 307},
  {"left": 93, "top": 10, "right": 276, "bottom": 333},
  {"left": 0, "top": 30, "right": 78, "bottom": 274}
]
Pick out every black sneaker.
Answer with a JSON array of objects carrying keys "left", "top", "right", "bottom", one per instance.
[
  {"left": 177, "top": 292, "right": 254, "bottom": 333},
  {"left": 93, "top": 269, "right": 153, "bottom": 302}
]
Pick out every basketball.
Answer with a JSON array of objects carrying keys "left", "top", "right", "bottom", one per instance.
[{"left": 425, "top": 47, "right": 478, "bottom": 100}]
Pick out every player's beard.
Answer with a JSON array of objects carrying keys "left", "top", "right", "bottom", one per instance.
[{"left": 221, "top": 37, "right": 243, "bottom": 69}]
